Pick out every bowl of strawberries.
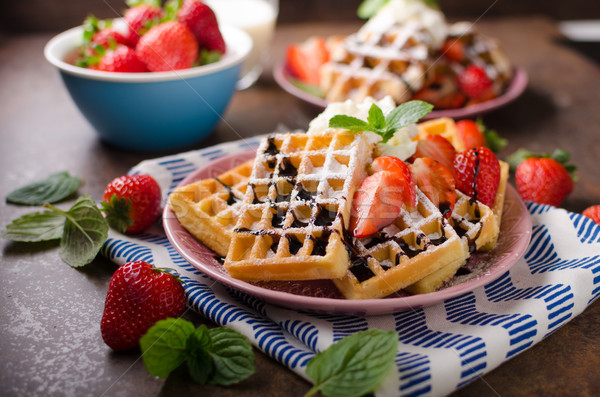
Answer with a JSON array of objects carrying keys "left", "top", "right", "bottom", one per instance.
[{"left": 44, "top": 0, "right": 252, "bottom": 152}]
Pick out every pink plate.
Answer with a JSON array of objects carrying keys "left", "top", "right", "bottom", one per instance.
[
  {"left": 273, "top": 62, "right": 529, "bottom": 120},
  {"left": 164, "top": 151, "right": 532, "bottom": 315}
]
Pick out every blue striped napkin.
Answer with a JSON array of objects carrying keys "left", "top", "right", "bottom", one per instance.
[{"left": 101, "top": 138, "right": 600, "bottom": 396}]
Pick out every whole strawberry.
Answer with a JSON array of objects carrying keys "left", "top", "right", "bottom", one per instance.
[
  {"left": 177, "top": 0, "right": 226, "bottom": 53},
  {"left": 101, "top": 261, "right": 186, "bottom": 351},
  {"left": 136, "top": 20, "right": 199, "bottom": 71},
  {"left": 124, "top": 2, "right": 164, "bottom": 46},
  {"left": 453, "top": 146, "right": 500, "bottom": 207},
  {"left": 101, "top": 174, "right": 162, "bottom": 234},
  {"left": 515, "top": 157, "right": 574, "bottom": 206},
  {"left": 456, "top": 65, "right": 494, "bottom": 100},
  {"left": 88, "top": 45, "right": 147, "bottom": 73},
  {"left": 582, "top": 205, "right": 600, "bottom": 225}
]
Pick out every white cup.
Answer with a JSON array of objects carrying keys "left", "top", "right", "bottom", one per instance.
[{"left": 205, "top": 0, "right": 279, "bottom": 90}]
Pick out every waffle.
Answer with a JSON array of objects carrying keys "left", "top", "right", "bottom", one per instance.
[
  {"left": 319, "top": 17, "right": 441, "bottom": 105},
  {"left": 405, "top": 119, "right": 509, "bottom": 294},
  {"left": 224, "top": 131, "right": 373, "bottom": 282},
  {"left": 332, "top": 188, "right": 469, "bottom": 300},
  {"left": 168, "top": 160, "right": 253, "bottom": 257}
]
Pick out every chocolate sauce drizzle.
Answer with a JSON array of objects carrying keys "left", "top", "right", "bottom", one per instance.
[
  {"left": 313, "top": 205, "right": 337, "bottom": 227},
  {"left": 286, "top": 235, "right": 303, "bottom": 254},
  {"left": 265, "top": 136, "right": 279, "bottom": 155},
  {"left": 214, "top": 178, "right": 239, "bottom": 206},
  {"left": 278, "top": 157, "right": 298, "bottom": 177}
]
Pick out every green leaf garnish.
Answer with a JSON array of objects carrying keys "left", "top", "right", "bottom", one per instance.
[
  {"left": 101, "top": 194, "right": 133, "bottom": 234},
  {"left": 1, "top": 210, "right": 65, "bottom": 242},
  {"left": 305, "top": 329, "right": 398, "bottom": 397},
  {"left": 328, "top": 101, "right": 433, "bottom": 143},
  {"left": 141, "top": 318, "right": 196, "bottom": 378},
  {"left": 6, "top": 171, "right": 82, "bottom": 206},
  {"left": 357, "top": 0, "right": 389, "bottom": 19},
  {"left": 199, "top": 49, "right": 222, "bottom": 66},
  {"left": 205, "top": 327, "right": 255, "bottom": 386},
  {"left": 140, "top": 318, "right": 255, "bottom": 386},
  {"left": 506, "top": 147, "right": 578, "bottom": 181},
  {"left": 289, "top": 78, "right": 326, "bottom": 98},
  {"left": 52, "top": 195, "right": 109, "bottom": 268},
  {"left": 476, "top": 118, "right": 507, "bottom": 153}
]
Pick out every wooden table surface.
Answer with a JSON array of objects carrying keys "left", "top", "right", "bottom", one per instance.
[{"left": 1, "top": 17, "right": 600, "bottom": 396}]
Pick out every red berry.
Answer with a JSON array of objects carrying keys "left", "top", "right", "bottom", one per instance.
[
  {"left": 124, "top": 4, "right": 164, "bottom": 46},
  {"left": 411, "top": 134, "right": 457, "bottom": 175},
  {"left": 89, "top": 45, "right": 147, "bottom": 73},
  {"left": 350, "top": 162, "right": 415, "bottom": 238},
  {"left": 441, "top": 38, "right": 465, "bottom": 63},
  {"left": 411, "top": 157, "right": 456, "bottom": 218},
  {"left": 457, "top": 65, "right": 494, "bottom": 100},
  {"left": 101, "top": 261, "right": 186, "bottom": 351},
  {"left": 371, "top": 156, "right": 416, "bottom": 208},
  {"left": 286, "top": 37, "right": 329, "bottom": 85},
  {"left": 92, "top": 27, "right": 130, "bottom": 48},
  {"left": 101, "top": 174, "right": 162, "bottom": 234},
  {"left": 515, "top": 157, "right": 574, "bottom": 206},
  {"left": 136, "top": 21, "right": 199, "bottom": 72},
  {"left": 582, "top": 205, "right": 600, "bottom": 225},
  {"left": 177, "top": 0, "right": 226, "bottom": 53},
  {"left": 455, "top": 120, "right": 486, "bottom": 150},
  {"left": 453, "top": 146, "right": 500, "bottom": 207}
]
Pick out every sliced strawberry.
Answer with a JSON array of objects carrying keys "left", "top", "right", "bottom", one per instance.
[
  {"left": 455, "top": 119, "right": 486, "bottom": 150},
  {"left": 441, "top": 38, "right": 465, "bottom": 63},
  {"left": 285, "top": 37, "right": 329, "bottom": 85},
  {"left": 350, "top": 170, "right": 413, "bottom": 238},
  {"left": 413, "top": 75, "right": 466, "bottom": 110},
  {"left": 411, "top": 158, "right": 456, "bottom": 218},
  {"left": 371, "top": 156, "right": 416, "bottom": 208},
  {"left": 410, "top": 135, "right": 457, "bottom": 175},
  {"left": 453, "top": 146, "right": 501, "bottom": 207}
]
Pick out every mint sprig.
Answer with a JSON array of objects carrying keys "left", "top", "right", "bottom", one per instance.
[
  {"left": 140, "top": 318, "right": 255, "bottom": 386},
  {"left": 357, "top": 0, "right": 438, "bottom": 18},
  {"left": 2, "top": 194, "right": 109, "bottom": 267},
  {"left": 328, "top": 101, "right": 433, "bottom": 143},
  {"left": 6, "top": 171, "right": 82, "bottom": 206},
  {"left": 305, "top": 329, "right": 398, "bottom": 397}
]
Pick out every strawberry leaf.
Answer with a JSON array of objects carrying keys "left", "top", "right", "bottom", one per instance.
[
  {"left": 1, "top": 210, "right": 65, "bottom": 242},
  {"left": 56, "top": 194, "right": 109, "bottom": 268},
  {"left": 206, "top": 328, "right": 255, "bottom": 386},
  {"left": 140, "top": 318, "right": 196, "bottom": 378},
  {"left": 476, "top": 118, "right": 507, "bottom": 153},
  {"left": 101, "top": 194, "right": 133, "bottom": 234},
  {"left": 305, "top": 329, "right": 398, "bottom": 397},
  {"left": 6, "top": 171, "right": 82, "bottom": 205}
]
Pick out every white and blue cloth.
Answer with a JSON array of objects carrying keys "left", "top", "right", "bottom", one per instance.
[{"left": 101, "top": 138, "right": 600, "bottom": 396}]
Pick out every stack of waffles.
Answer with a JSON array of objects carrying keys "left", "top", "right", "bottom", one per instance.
[
  {"left": 316, "top": 0, "right": 513, "bottom": 108},
  {"left": 169, "top": 119, "right": 508, "bottom": 300}
]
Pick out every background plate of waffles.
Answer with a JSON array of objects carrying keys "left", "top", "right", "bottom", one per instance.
[
  {"left": 273, "top": 63, "right": 529, "bottom": 121},
  {"left": 164, "top": 151, "right": 533, "bottom": 316}
]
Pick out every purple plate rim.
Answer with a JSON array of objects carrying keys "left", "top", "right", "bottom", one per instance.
[
  {"left": 164, "top": 150, "right": 532, "bottom": 315},
  {"left": 273, "top": 62, "right": 528, "bottom": 120}
]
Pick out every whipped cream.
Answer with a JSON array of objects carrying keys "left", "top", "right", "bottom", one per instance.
[
  {"left": 307, "top": 96, "right": 418, "bottom": 161},
  {"left": 359, "top": 0, "right": 448, "bottom": 50}
]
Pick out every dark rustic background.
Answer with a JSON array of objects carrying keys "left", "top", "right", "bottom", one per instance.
[{"left": 2, "top": 0, "right": 599, "bottom": 32}]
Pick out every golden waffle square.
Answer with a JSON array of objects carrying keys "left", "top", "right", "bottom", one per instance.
[
  {"left": 332, "top": 189, "right": 469, "bottom": 300},
  {"left": 168, "top": 160, "right": 253, "bottom": 257},
  {"left": 416, "top": 117, "right": 466, "bottom": 152},
  {"left": 319, "top": 22, "right": 437, "bottom": 105},
  {"left": 224, "top": 131, "right": 373, "bottom": 282}
]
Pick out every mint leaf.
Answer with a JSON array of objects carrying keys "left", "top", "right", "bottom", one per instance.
[
  {"left": 186, "top": 326, "right": 214, "bottom": 384},
  {"left": 6, "top": 171, "right": 82, "bottom": 205},
  {"left": 328, "top": 100, "right": 432, "bottom": 143},
  {"left": 290, "top": 78, "right": 326, "bottom": 98},
  {"left": 357, "top": 0, "right": 389, "bottom": 18},
  {"left": 367, "top": 103, "right": 386, "bottom": 131},
  {"left": 305, "top": 329, "right": 398, "bottom": 397},
  {"left": 141, "top": 318, "right": 196, "bottom": 378},
  {"left": 1, "top": 210, "right": 65, "bottom": 242},
  {"left": 328, "top": 115, "right": 370, "bottom": 131},
  {"left": 54, "top": 194, "right": 108, "bottom": 268},
  {"left": 206, "top": 328, "right": 255, "bottom": 386},
  {"left": 385, "top": 100, "right": 433, "bottom": 133}
]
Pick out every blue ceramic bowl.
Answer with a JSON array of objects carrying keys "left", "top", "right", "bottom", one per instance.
[{"left": 44, "top": 23, "right": 252, "bottom": 151}]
